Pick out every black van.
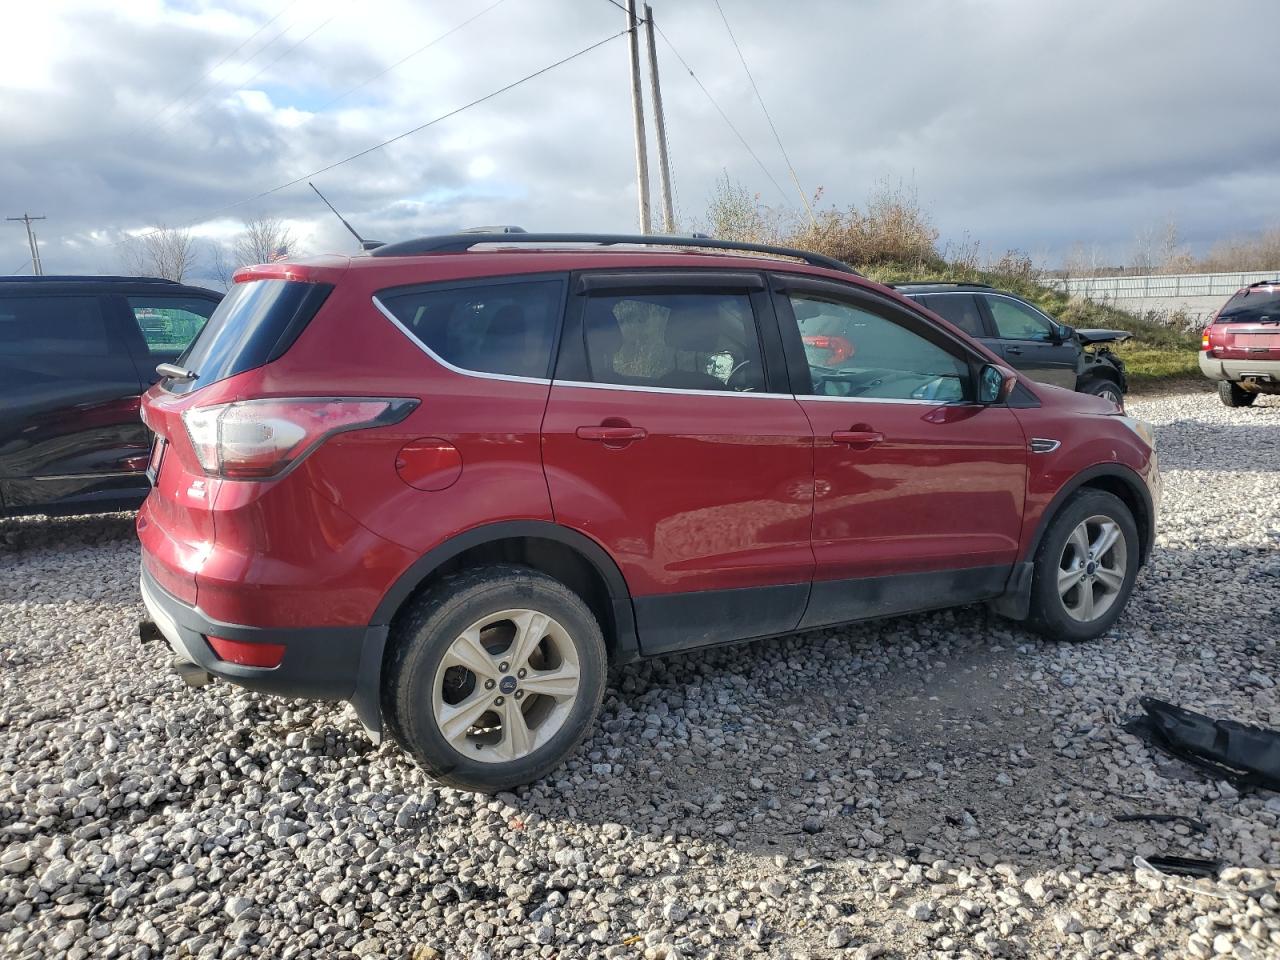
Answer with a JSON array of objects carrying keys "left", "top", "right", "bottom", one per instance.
[{"left": 0, "top": 276, "right": 221, "bottom": 516}]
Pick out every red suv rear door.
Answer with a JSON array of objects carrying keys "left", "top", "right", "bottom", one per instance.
[
  {"left": 542, "top": 271, "right": 815, "bottom": 655},
  {"left": 770, "top": 274, "right": 1028, "bottom": 629}
]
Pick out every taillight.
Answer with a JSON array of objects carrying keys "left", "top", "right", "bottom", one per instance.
[
  {"left": 181, "top": 397, "right": 417, "bottom": 479},
  {"left": 1201, "top": 327, "right": 1212, "bottom": 353}
]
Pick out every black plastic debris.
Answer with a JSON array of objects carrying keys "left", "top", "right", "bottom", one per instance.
[
  {"left": 1115, "top": 813, "right": 1209, "bottom": 834},
  {"left": 1141, "top": 855, "right": 1221, "bottom": 879},
  {"left": 1123, "top": 697, "right": 1280, "bottom": 792}
]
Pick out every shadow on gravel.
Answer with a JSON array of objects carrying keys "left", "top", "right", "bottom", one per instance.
[{"left": 0, "top": 511, "right": 137, "bottom": 553}]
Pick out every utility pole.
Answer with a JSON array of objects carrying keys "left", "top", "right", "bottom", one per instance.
[
  {"left": 624, "top": 0, "right": 652, "bottom": 234},
  {"left": 7, "top": 213, "right": 46, "bottom": 275},
  {"left": 643, "top": 4, "right": 675, "bottom": 234}
]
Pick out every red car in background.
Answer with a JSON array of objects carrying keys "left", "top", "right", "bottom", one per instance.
[
  {"left": 1200, "top": 279, "right": 1280, "bottom": 406},
  {"left": 137, "top": 232, "right": 1159, "bottom": 792}
]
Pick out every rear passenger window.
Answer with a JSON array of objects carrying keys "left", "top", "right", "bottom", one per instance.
[
  {"left": 918, "top": 294, "right": 985, "bottom": 338},
  {"left": 0, "top": 296, "right": 111, "bottom": 356},
  {"left": 126, "top": 296, "right": 217, "bottom": 355},
  {"left": 378, "top": 278, "right": 565, "bottom": 379},
  {"left": 582, "top": 292, "right": 765, "bottom": 392}
]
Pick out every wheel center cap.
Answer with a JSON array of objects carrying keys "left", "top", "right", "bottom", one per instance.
[
  {"left": 499, "top": 676, "right": 517, "bottom": 694},
  {"left": 1085, "top": 561, "right": 1097, "bottom": 575}
]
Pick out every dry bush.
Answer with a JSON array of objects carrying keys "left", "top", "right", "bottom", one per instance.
[
  {"left": 702, "top": 176, "right": 940, "bottom": 271},
  {"left": 1198, "top": 228, "right": 1280, "bottom": 273},
  {"left": 791, "top": 179, "right": 940, "bottom": 269}
]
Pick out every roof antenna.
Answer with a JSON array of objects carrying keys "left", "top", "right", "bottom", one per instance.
[{"left": 308, "top": 182, "right": 383, "bottom": 251}]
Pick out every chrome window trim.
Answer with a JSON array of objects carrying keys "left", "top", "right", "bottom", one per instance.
[
  {"left": 798, "top": 394, "right": 951, "bottom": 406},
  {"left": 32, "top": 470, "right": 140, "bottom": 480},
  {"left": 372, "top": 294, "right": 554, "bottom": 386},
  {"left": 551, "top": 379, "right": 794, "bottom": 400}
]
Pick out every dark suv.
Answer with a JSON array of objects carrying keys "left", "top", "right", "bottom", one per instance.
[
  {"left": 0, "top": 276, "right": 220, "bottom": 516},
  {"left": 137, "top": 234, "right": 1159, "bottom": 792},
  {"left": 895, "top": 283, "right": 1130, "bottom": 406}
]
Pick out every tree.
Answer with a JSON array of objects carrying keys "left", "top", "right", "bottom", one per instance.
[
  {"left": 234, "top": 215, "right": 295, "bottom": 268},
  {"left": 120, "top": 225, "right": 196, "bottom": 282}
]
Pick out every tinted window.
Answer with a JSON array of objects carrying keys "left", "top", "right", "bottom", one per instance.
[
  {"left": 987, "top": 296, "right": 1053, "bottom": 341},
  {"left": 917, "top": 294, "right": 985, "bottom": 338},
  {"left": 582, "top": 291, "right": 765, "bottom": 392},
  {"left": 0, "top": 296, "right": 111, "bottom": 356},
  {"left": 379, "top": 278, "right": 564, "bottom": 379},
  {"left": 168, "top": 279, "right": 330, "bottom": 395},
  {"left": 127, "top": 296, "right": 217, "bottom": 355},
  {"left": 791, "top": 294, "right": 967, "bottom": 402},
  {"left": 1219, "top": 286, "right": 1280, "bottom": 322}
]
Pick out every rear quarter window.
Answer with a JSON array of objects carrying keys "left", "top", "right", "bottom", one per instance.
[
  {"left": 375, "top": 276, "right": 566, "bottom": 380},
  {"left": 0, "top": 296, "right": 112, "bottom": 357}
]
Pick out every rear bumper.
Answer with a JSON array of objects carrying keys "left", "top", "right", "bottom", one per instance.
[
  {"left": 1199, "top": 352, "right": 1280, "bottom": 386},
  {"left": 139, "top": 565, "right": 387, "bottom": 734}
]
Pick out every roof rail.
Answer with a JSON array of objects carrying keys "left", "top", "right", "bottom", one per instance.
[
  {"left": 1246, "top": 278, "right": 1280, "bottom": 287},
  {"left": 0, "top": 275, "right": 178, "bottom": 284},
  {"left": 368, "top": 232, "right": 860, "bottom": 275},
  {"left": 891, "top": 281, "right": 993, "bottom": 289}
]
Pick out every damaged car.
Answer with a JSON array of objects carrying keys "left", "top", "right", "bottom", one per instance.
[{"left": 895, "top": 282, "right": 1131, "bottom": 407}]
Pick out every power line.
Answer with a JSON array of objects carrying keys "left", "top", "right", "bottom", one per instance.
[
  {"left": 115, "top": 29, "right": 630, "bottom": 246},
  {"left": 313, "top": 0, "right": 509, "bottom": 114},
  {"left": 128, "top": 0, "right": 302, "bottom": 136},
  {"left": 650, "top": 21, "right": 788, "bottom": 203},
  {"left": 711, "top": 0, "right": 814, "bottom": 224}
]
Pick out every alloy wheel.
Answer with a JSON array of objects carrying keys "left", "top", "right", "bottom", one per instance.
[
  {"left": 1057, "top": 514, "right": 1127, "bottom": 622},
  {"left": 430, "top": 609, "right": 580, "bottom": 763}
]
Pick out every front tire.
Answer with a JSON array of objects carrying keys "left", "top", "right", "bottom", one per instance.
[
  {"left": 382, "top": 565, "right": 607, "bottom": 792},
  {"left": 1218, "top": 381, "right": 1256, "bottom": 407},
  {"left": 1081, "top": 377, "right": 1124, "bottom": 409},
  {"left": 1027, "top": 489, "right": 1139, "bottom": 642}
]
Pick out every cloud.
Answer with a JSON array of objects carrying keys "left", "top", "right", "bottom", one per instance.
[{"left": 1, "top": 0, "right": 1276, "bottom": 282}]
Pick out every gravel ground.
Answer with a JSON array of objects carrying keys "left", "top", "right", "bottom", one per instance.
[{"left": 2, "top": 385, "right": 1279, "bottom": 960}]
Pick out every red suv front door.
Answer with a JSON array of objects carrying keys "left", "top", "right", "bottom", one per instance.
[
  {"left": 772, "top": 274, "right": 1028, "bottom": 629},
  {"left": 541, "top": 272, "right": 814, "bottom": 654}
]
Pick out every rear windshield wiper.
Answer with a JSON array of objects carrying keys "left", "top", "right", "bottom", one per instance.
[{"left": 156, "top": 363, "right": 198, "bottom": 382}]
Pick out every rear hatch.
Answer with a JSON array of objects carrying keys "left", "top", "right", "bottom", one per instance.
[
  {"left": 138, "top": 272, "right": 337, "bottom": 603},
  {"left": 1208, "top": 283, "right": 1280, "bottom": 361}
]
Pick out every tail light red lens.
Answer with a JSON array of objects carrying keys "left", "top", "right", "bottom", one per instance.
[
  {"left": 182, "top": 397, "right": 417, "bottom": 479},
  {"left": 206, "top": 635, "right": 286, "bottom": 668},
  {"left": 1201, "top": 328, "right": 1212, "bottom": 350},
  {"left": 802, "top": 334, "right": 855, "bottom": 364}
]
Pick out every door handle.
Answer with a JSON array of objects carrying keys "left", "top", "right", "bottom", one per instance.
[
  {"left": 831, "top": 430, "right": 883, "bottom": 447},
  {"left": 1005, "top": 346, "right": 1023, "bottom": 355},
  {"left": 576, "top": 425, "right": 647, "bottom": 443}
]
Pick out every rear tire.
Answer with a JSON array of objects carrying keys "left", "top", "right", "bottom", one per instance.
[
  {"left": 1218, "top": 381, "right": 1257, "bottom": 407},
  {"left": 1081, "top": 377, "right": 1124, "bottom": 409},
  {"left": 382, "top": 564, "right": 607, "bottom": 793},
  {"left": 1026, "top": 489, "right": 1139, "bottom": 642}
]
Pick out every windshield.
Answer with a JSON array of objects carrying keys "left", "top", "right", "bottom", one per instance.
[{"left": 1219, "top": 286, "right": 1280, "bottom": 323}]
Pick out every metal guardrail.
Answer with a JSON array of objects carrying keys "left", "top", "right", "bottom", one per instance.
[{"left": 1043, "top": 270, "right": 1280, "bottom": 299}]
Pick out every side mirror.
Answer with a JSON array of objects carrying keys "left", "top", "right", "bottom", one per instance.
[
  {"left": 978, "top": 364, "right": 1018, "bottom": 404},
  {"left": 1053, "top": 323, "right": 1073, "bottom": 343}
]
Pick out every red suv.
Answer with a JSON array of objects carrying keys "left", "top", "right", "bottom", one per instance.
[
  {"left": 1200, "top": 279, "right": 1280, "bottom": 406},
  {"left": 138, "top": 232, "right": 1160, "bottom": 792}
]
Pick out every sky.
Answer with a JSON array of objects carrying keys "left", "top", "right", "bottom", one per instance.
[{"left": 2, "top": 0, "right": 1277, "bottom": 285}]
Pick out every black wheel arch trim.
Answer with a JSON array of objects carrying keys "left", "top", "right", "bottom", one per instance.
[
  {"left": 1025, "top": 463, "right": 1154, "bottom": 566},
  {"left": 369, "top": 519, "right": 640, "bottom": 661}
]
